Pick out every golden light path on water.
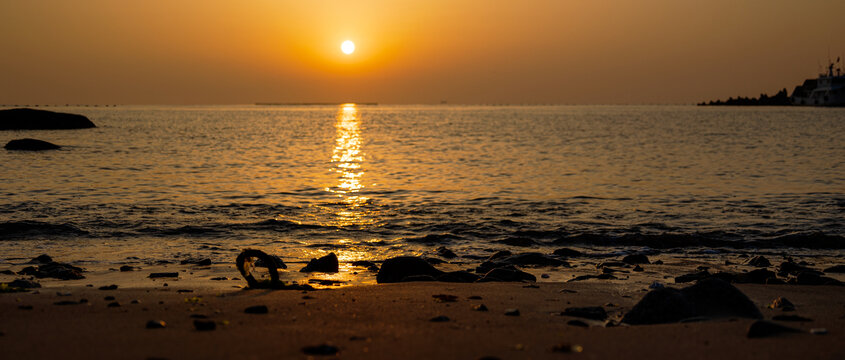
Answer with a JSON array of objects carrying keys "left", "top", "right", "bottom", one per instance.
[{"left": 329, "top": 103, "right": 370, "bottom": 226}]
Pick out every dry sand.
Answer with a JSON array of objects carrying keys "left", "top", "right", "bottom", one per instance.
[{"left": 2, "top": 278, "right": 844, "bottom": 360}]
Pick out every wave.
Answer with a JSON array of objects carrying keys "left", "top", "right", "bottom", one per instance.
[{"left": 0, "top": 221, "right": 88, "bottom": 238}]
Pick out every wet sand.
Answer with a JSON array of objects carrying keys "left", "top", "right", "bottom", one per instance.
[{"left": 2, "top": 274, "right": 844, "bottom": 359}]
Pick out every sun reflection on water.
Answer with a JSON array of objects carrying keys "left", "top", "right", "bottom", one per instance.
[{"left": 327, "top": 103, "right": 375, "bottom": 227}]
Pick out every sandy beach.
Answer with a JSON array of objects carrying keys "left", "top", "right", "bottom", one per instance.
[{"left": 2, "top": 256, "right": 844, "bottom": 360}]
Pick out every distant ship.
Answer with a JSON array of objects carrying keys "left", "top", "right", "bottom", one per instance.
[{"left": 790, "top": 58, "right": 844, "bottom": 106}]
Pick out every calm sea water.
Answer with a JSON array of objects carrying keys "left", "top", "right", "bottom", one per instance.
[{"left": 1, "top": 105, "right": 844, "bottom": 266}]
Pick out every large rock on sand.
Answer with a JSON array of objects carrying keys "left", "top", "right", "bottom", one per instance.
[
  {"left": 622, "top": 278, "right": 762, "bottom": 325},
  {"left": 5, "top": 138, "right": 60, "bottom": 151},
  {"left": 376, "top": 256, "right": 444, "bottom": 283},
  {"left": 0, "top": 108, "right": 95, "bottom": 130}
]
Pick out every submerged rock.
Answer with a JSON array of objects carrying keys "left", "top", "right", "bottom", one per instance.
[
  {"left": 27, "top": 254, "right": 53, "bottom": 264},
  {"left": 4, "top": 138, "right": 60, "bottom": 151},
  {"left": 746, "top": 256, "right": 771, "bottom": 268},
  {"left": 622, "top": 254, "right": 650, "bottom": 265},
  {"left": 0, "top": 108, "right": 95, "bottom": 130},
  {"left": 436, "top": 246, "right": 457, "bottom": 259},
  {"left": 622, "top": 278, "right": 762, "bottom": 325},
  {"left": 300, "top": 253, "right": 339, "bottom": 273},
  {"left": 552, "top": 248, "right": 583, "bottom": 258},
  {"left": 376, "top": 256, "right": 444, "bottom": 283}
]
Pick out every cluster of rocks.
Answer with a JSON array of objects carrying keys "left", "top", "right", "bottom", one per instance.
[
  {"left": 16, "top": 254, "right": 85, "bottom": 280},
  {"left": 673, "top": 256, "right": 842, "bottom": 286}
]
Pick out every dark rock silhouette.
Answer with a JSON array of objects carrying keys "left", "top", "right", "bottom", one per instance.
[
  {"left": 622, "top": 278, "right": 762, "bottom": 325},
  {"left": 299, "top": 253, "right": 339, "bottom": 273},
  {"left": 4, "top": 138, "right": 60, "bottom": 151},
  {"left": 376, "top": 256, "right": 444, "bottom": 283},
  {"left": 0, "top": 108, "right": 95, "bottom": 130}
]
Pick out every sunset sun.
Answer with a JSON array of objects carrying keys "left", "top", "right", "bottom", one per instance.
[{"left": 341, "top": 40, "right": 355, "bottom": 54}]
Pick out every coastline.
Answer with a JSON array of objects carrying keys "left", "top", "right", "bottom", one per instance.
[{"left": 2, "top": 253, "right": 844, "bottom": 359}]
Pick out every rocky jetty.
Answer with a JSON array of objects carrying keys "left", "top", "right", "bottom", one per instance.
[{"left": 0, "top": 108, "right": 95, "bottom": 130}]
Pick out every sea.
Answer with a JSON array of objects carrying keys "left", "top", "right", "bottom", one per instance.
[{"left": 1, "top": 105, "right": 844, "bottom": 271}]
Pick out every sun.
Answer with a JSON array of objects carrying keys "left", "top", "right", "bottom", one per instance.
[{"left": 341, "top": 40, "right": 355, "bottom": 55}]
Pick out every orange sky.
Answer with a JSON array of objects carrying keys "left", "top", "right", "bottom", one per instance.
[{"left": 1, "top": 0, "right": 843, "bottom": 105}]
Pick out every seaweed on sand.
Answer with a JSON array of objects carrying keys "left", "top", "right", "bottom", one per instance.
[{"left": 235, "top": 249, "right": 314, "bottom": 290}]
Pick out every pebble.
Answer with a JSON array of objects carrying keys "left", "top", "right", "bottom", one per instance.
[
  {"left": 104, "top": 296, "right": 116, "bottom": 301},
  {"left": 148, "top": 272, "right": 178, "bottom": 279},
  {"left": 551, "top": 343, "right": 584, "bottom": 353},
  {"left": 541, "top": 274, "right": 550, "bottom": 279},
  {"left": 768, "top": 297, "right": 795, "bottom": 311},
  {"left": 146, "top": 320, "right": 167, "bottom": 329},
  {"left": 107, "top": 302, "right": 121, "bottom": 307},
  {"left": 193, "top": 320, "right": 216, "bottom": 331},
  {"left": 429, "top": 315, "right": 450, "bottom": 322},
  {"left": 301, "top": 344, "right": 339, "bottom": 356},
  {"left": 504, "top": 308, "right": 520, "bottom": 316},
  {"left": 244, "top": 305, "right": 269, "bottom": 314},
  {"left": 633, "top": 265, "right": 644, "bottom": 272},
  {"left": 119, "top": 265, "right": 135, "bottom": 272},
  {"left": 432, "top": 294, "right": 458, "bottom": 302},
  {"left": 810, "top": 328, "right": 828, "bottom": 335},
  {"left": 472, "top": 304, "right": 488, "bottom": 312},
  {"left": 210, "top": 277, "right": 228, "bottom": 281}
]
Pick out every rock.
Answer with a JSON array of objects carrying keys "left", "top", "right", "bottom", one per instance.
[
  {"left": 622, "top": 254, "right": 650, "bottom": 265},
  {"left": 302, "top": 345, "right": 339, "bottom": 356},
  {"left": 777, "top": 261, "right": 815, "bottom": 276},
  {"left": 747, "top": 320, "right": 802, "bottom": 338},
  {"left": 5, "top": 138, "right": 61, "bottom": 151},
  {"left": 180, "top": 258, "right": 212, "bottom": 266},
  {"left": 104, "top": 296, "right": 115, "bottom": 300},
  {"left": 504, "top": 309, "right": 520, "bottom": 316},
  {"left": 622, "top": 278, "right": 762, "bottom": 325},
  {"left": 795, "top": 271, "right": 842, "bottom": 285},
  {"left": 18, "top": 262, "right": 85, "bottom": 280},
  {"left": 54, "top": 300, "right": 80, "bottom": 305},
  {"left": 823, "top": 265, "right": 845, "bottom": 273},
  {"left": 8, "top": 279, "right": 41, "bottom": 289},
  {"left": 486, "top": 250, "right": 512, "bottom": 261},
  {"left": 148, "top": 272, "right": 178, "bottom": 278},
  {"left": 477, "top": 267, "right": 536, "bottom": 282},
  {"left": 768, "top": 297, "right": 795, "bottom": 311},
  {"left": 552, "top": 248, "right": 583, "bottom": 257},
  {"left": 551, "top": 344, "right": 584, "bottom": 353},
  {"left": 633, "top": 265, "right": 644, "bottom": 272},
  {"left": 300, "top": 253, "right": 339, "bottom": 273},
  {"left": 472, "top": 304, "right": 488, "bottom": 311},
  {"left": 674, "top": 270, "right": 711, "bottom": 283},
  {"left": 772, "top": 315, "right": 812, "bottom": 322},
  {"left": 146, "top": 320, "right": 167, "bottom": 329},
  {"left": 745, "top": 256, "right": 771, "bottom": 267},
  {"left": 28, "top": 254, "right": 53, "bottom": 264},
  {"left": 432, "top": 294, "right": 459, "bottom": 302},
  {"left": 244, "top": 305, "right": 269, "bottom": 314},
  {"left": 107, "top": 302, "right": 121, "bottom": 307},
  {"left": 210, "top": 277, "right": 228, "bottom": 281},
  {"left": 99, "top": 284, "right": 118, "bottom": 290},
  {"left": 436, "top": 246, "right": 457, "bottom": 259},
  {"left": 437, "top": 271, "right": 480, "bottom": 283},
  {"left": 119, "top": 265, "right": 135, "bottom": 272},
  {"left": 376, "top": 256, "right": 444, "bottom": 283},
  {"left": 429, "top": 315, "right": 450, "bottom": 322},
  {"left": 193, "top": 320, "right": 216, "bottom": 331},
  {"left": 809, "top": 328, "right": 827, "bottom": 335},
  {"left": 561, "top": 306, "right": 608, "bottom": 321},
  {"left": 0, "top": 108, "right": 95, "bottom": 130},
  {"left": 734, "top": 269, "right": 777, "bottom": 284},
  {"left": 653, "top": 260, "right": 664, "bottom": 265}
]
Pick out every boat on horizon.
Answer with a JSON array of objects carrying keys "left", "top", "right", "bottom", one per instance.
[{"left": 790, "top": 58, "right": 845, "bottom": 107}]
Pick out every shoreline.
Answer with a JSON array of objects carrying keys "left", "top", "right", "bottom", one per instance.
[{"left": 2, "top": 281, "right": 843, "bottom": 359}]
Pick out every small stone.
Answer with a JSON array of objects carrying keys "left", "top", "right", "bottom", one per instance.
[
  {"left": 300, "top": 253, "right": 339, "bottom": 273},
  {"left": 29, "top": 254, "right": 53, "bottom": 264},
  {"left": 432, "top": 294, "right": 458, "bottom": 302},
  {"left": 809, "top": 328, "right": 828, "bottom": 335},
  {"left": 747, "top": 320, "right": 802, "bottom": 338},
  {"left": 177, "top": 289, "right": 193, "bottom": 293},
  {"left": 430, "top": 315, "right": 450, "bottom": 322},
  {"left": 146, "top": 320, "right": 166, "bottom": 329},
  {"left": 244, "top": 305, "right": 269, "bottom": 314},
  {"left": 504, "top": 308, "right": 520, "bottom": 316},
  {"left": 99, "top": 285, "right": 118, "bottom": 290},
  {"left": 468, "top": 295, "right": 483, "bottom": 300},
  {"left": 541, "top": 273, "right": 550, "bottom": 279},
  {"left": 193, "top": 320, "right": 216, "bottom": 331},
  {"left": 633, "top": 265, "right": 644, "bottom": 272},
  {"left": 119, "top": 265, "right": 135, "bottom": 272},
  {"left": 104, "top": 296, "right": 116, "bottom": 301},
  {"left": 653, "top": 260, "right": 664, "bottom": 265},
  {"left": 149, "top": 272, "right": 178, "bottom": 279},
  {"left": 130, "top": 299, "right": 140, "bottom": 304},
  {"left": 551, "top": 343, "right": 584, "bottom": 353},
  {"left": 746, "top": 256, "right": 771, "bottom": 267},
  {"left": 302, "top": 344, "right": 339, "bottom": 356},
  {"left": 53, "top": 300, "right": 79, "bottom": 306},
  {"left": 107, "top": 302, "right": 121, "bottom": 307},
  {"left": 622, "top": 254, "right": 650, "bottom": 265},
  {"left": 210, "top": 277, "right": 228, "bottom": 281},
  {"left": 472, "top": 304, "right": 488, "bottom": 311},
  {"left": 436, "top": 246, "right": 457, "bottom": 259},
  {"left": 768, "top": 297, "right": 795, "bottom": 311}
]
